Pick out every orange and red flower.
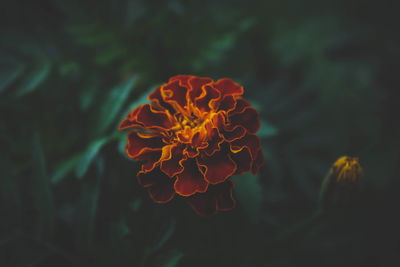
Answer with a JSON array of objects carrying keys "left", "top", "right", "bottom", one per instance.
[{"left": 119, "top": 75, "right": 264, "bottom": 215}]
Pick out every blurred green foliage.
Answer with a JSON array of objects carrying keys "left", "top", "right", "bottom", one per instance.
[{"left": 1, "top": 0, "right": 400, "bottom": 266}]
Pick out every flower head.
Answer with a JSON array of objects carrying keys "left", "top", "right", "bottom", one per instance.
[{"left": 119, "top": 75, "right": 264, "bottom": 215}]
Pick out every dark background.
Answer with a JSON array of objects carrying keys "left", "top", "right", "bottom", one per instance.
[{"left": 1, "top": 0, "right": 399, "bottom": 266}]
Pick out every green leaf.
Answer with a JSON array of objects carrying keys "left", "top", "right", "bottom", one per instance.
[
  {"left": 14, "top": 62, "right": 51, "bottom": 97},
  {"left": 0, "top": 64, "right": 24, "bottom": 94},
  {"left": 129, "top": 198, "right": 142, "bottom": 212},
  {"left": 232, "top": 172, "right": 263, "bottom": 223},
  {"left": 95, "top": 75, "right": 138, "bottom": 135},
  {"left": 113, "top": 217, "right": 131, "bottom": 240},
  {"left": 150, "top": 249, "right": 184, "bottom": 267},
  {"left": 51, "top": 154, "right": 83, "bottom": 184},
  {"left": 150, "top": 219, "right": 176, "bottom": 253},
  {"left": 32, "top": 132, "right": 54, "bottom": 241},
  {"left": 258, "top": 119, "right": 278, "bottom": 138},
  {"left": 75, "top": 176, "right": 102, "bottom": 252},
  {"left": 75, "top": 137, "right": 110, "bottom": 179}
]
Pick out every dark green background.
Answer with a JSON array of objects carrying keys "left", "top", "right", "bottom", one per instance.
[{"left": 1, "top": 0, "right": 399, "bottom": 266}]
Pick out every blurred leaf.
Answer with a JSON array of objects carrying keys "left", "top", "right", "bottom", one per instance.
[
  {"left": 149, "top": 249, "right": 184, "bottom": 267},
  {"left": 232, "top": 172, "right": 263, "bottom": 223},
  {"left": 287, "top": 151, "right": 319, "bottom": 200},
  {"left": 129, "top": 198, "right": 142, "bottom": 212},
  {"left": 0, "top": 64, "right": 24, "bottom": 94},
  {"left": 51, "top": 154, "right": 83, "bottom": 184},
  {"left": 75, "top": 137, "right": 110, "bottom": 179},
  {"left": 95, "top": 75, "right": 138, "bottom": 134},
  {"left": 150, "top": 219, "right": 176, "bottom": 253},
  {"left": 79, "top": 77, "right": 100, "bottom": 111},
  {"left": 113, "top": 217, "right": 131, "bottom": 240},
  {"left": 58, "top": 61, "right": 80, "bottom": 77},
  {"left": 258, "top": 119, "right": 279, "bottom": 138},
  {"left": 75, "top": 175, "right": 102, "bottom": 252},
  {"left": 95, "top": 43, "right": 127, "bottom": 65},
  {"left": 14, "top": 62, "right": 51, "bottom": 97},
  {"left": 32, "top": 132, "right": 54, "bottom": 241}
]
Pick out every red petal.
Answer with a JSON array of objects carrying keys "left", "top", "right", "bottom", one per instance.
[
  {"left": 251, "top": 148, "right": 265, "bottom": 175},
  {"left": 229, "top": 98, "right": 250, "bottom": 115},
  {"left": 188, "top": 77, "right": 213, "bottom": 102},
  {"left": 195, "top": 84, "right": 221, "bottom": 113},
  {"left": 169, "top": 75, "right": 192, "bottom": 88},
  {"left": 230, "top": 133, "right": 261, "bottom": 160},
  {"left": 222, "top": 126, "right": 246, "bottom": 142},
  {"left": 148, "top": 86, "right": 175, "bottom": 114},
  {"left": 230, "top": 146, "right": 252, "bottom": 175},
  {"left": 160, "top": 144, "right": 186, "bottom": 177},
  {"left": 174, "top": 159, "right": 208, "bottom": 196},
  {"left": 210, "top": 112, "right": 245, "bottom": 142},
  {"left": 214, "top": 78, "right": 243, "bottom": 97},
  {"left": 186, "top": 180, "right": 235, "bottom": 216},
  {"left": 136, "top": 104, "right": 174, "bottom": 130},
  {"left": 137, "top": 169, "right": 175, "bottom": 203},
  {"left": 216, "top": 95, "right": 236, "bottom": 113},
  {"left": 125, "top": 131, "right": 164, "bottom": 159},
  {"left": 203, "top": 130, "right": 223, "bottom": 156},
  {"left": 136, "top": 150, "right": 163, "bottom": 173},
  {"left": 197, "top": 150, "right": 237, "bottom": 184},
  {"left": 186, "top": 192, "right": 217, "bottom": 216},
  {"left": 214, "top": 180, "right": 235, "bottom": 211},
  {"left": 161, "top": 80, "right": 188, "bottom": 110},
  {"left": 200, "top": 121, "right": 223, "bottom": 156},
  {"left": 184, "top": 146, "right": 200, "bottom": 158},
  {"left": 119, "top": 106, "right": 144, "bottom": 130},
  {"left": 229, "top": 106, "right": 260, "bottom": 133}
]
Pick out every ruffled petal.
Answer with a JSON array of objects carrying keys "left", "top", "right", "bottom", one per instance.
[
  {"left": 214, "top": 180, "right": 236, "bottom": 211},
  {"left": 197, "top": 150, "right": 237, "bottom": 184},
  {"left": 187, "top": 191, "right": 217, "bottom": 216},
  {"left": 160, "top": 144, "right": 186, "bottom": 177},
  {"left": 222, "top": 126, "right": 246, "bottom": 142},
  {"left": 161, "top": 80, "right": 188, "bottom": 111},
  {"left": 136, "top": 104, "right": 174, "bottom": 130},
  {"left": 230, "top": 133, "right": 261, "bottom": 160},
  {"left": 214, "top": 78, "right": 243, "bottom": 97},
  {"left": 229, "top": 98, "right": 250, "bottom": 115},
  {"left": 136, "top": 150, "right": 163, "bottom": 173},
  {"left": 174, "top": 159, "right": 208, "bottom": 196},
  {"left": 210, "top": 112, "right": 246, "bottom": 142},
  {"left": 148, "top": 86, "right": 175, "bottom": 114},
  {"left": 188, "top": 76, "right": 213, "bottom": 102},
  {"left": 201, "top": 121, "right": 223, "bottom": 156},
  {"left": 251, "top": 148, "right": 265, "bottom": 175},
  {"left": 125, "top": 131, "right": 164, "bottom": 159},
  {"left": 195, "top": 84, "right": 221, "bottom": 113},
  {"left": 229, "top": 106, "right": 260, "bottom": 134},
  {"left": 187, "top": 180, "right": 235, "bottom": 216},
  {"left": 230, "top": 146, "right": 252, "bottom": 175},
  {"left": 169, "top": 75, "right": 192, "bottom": 88},
  {"left": 137, "top": 169, "right": 175, "bottom": 203},
  {"left": 119, "top": 106, "right": 144, "bottom": 130},
  {"left": 216, "top": 95, "right": 236, "bottom": 113}
]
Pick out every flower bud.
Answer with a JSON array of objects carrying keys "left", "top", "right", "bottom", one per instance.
[{"left": 319, "top": 156, "right": 363, "bottom": 211}]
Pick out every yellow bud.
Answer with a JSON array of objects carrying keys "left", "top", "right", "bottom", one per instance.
[
  {"left": 319, "top": 156, "right": 363, "bottom": 212},
  {"left": 332, "top": 156, "right": 363, "bottom": 183}
]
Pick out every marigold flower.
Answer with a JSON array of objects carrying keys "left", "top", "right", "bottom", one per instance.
[{"left": 119, "top": 75, "right": 264, "bottom": 215}]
